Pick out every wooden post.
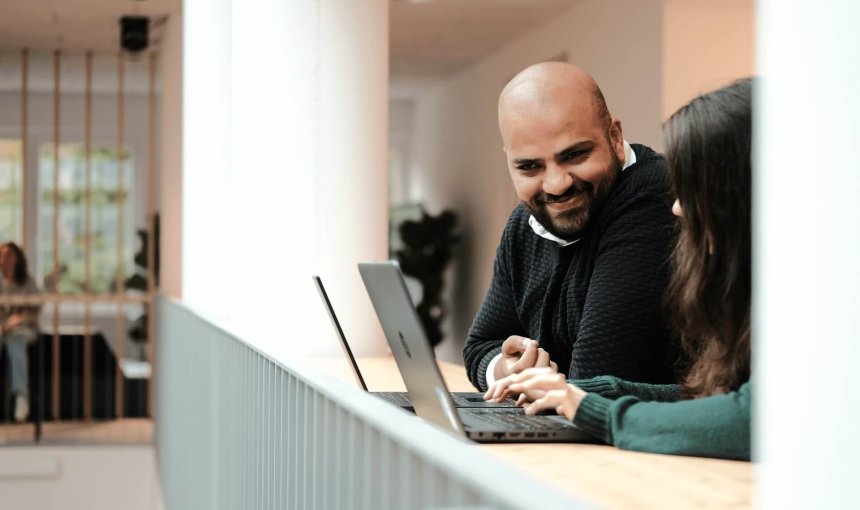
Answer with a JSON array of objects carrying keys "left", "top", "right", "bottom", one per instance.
[
  {"left": 83, "top": 51, "right": 94, "bottom": 420},
  {"left": 115, "top": 51, "right": 126, "bottom": 419},
  {"left": 146, "top": 51, "right": 157, "bottom": 418},
  {"left": 20, "top": 49, "right": 28, "bottom": 249},
  {"left": 51, "top": 50, "right": 61, "bottom": 421}
]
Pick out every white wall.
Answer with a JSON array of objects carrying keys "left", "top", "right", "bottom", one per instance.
[
  {"left": 158, "top": 11, "right": 183, "bottom": 299},
  {"left": 757, "top": 0, "right": 860, "bottom": 506},
  {"left": 182, "top": 0, "right": 389, "bottom": 360},
  {"left": 388, "top": 98, "right": 416, "bottom": 205},
  {"left": 401, "top": 0, "right": 664, "bottom": 361}
]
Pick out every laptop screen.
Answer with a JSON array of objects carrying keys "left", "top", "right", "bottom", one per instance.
[
  {"left": 358, "top": 262, "right": 466, "bottom": 436},
  {"left": 312, "top": 275, "right": 369, "bottom": 391}
]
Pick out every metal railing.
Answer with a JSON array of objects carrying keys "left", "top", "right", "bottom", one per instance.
[{"left": 155, "top": 297, "right": 588, "bottom": 510}]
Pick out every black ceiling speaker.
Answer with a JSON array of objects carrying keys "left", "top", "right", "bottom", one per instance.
[{"left": 120, "top": 16, "right": 149, "bottom": 53}]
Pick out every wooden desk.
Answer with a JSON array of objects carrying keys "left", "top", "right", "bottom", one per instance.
[{"left": 313, "top": 356, "right": 754, "bottom": 510}]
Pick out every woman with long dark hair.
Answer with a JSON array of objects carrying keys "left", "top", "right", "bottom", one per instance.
[
  {"left": 484, "top": 79, "right": 753, "bottom": 460},
  {"left": 0, "top": 241, "right": 42, "bottom": 422}
]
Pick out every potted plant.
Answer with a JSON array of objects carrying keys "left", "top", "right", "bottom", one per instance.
[{"left": 394, "top": 208, "right": 459, "bottom": 347}]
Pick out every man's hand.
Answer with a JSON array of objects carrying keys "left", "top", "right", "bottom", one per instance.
[{"left": 493, "top": 335, "right": 558, "bottom": 382}]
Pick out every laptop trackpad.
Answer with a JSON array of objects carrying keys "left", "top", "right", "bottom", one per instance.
[{"left": 454, "top": 393, "right": 517, "bottom": 407}]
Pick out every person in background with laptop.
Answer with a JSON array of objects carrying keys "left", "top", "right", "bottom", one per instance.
[
  {"left": 464, "top": 62, "right": 678, "bottom": 391},
  {"left": 486, "top": 79, "right": 753, "bottom": 460}
]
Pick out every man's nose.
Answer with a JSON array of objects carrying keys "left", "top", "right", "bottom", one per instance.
[{"left": 542, "top": 163, "right": 573, "bottom": 196}]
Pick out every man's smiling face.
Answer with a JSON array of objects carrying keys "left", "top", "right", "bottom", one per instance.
[{"left": 499, "top": 64, "right": 626, "bottom": 239}]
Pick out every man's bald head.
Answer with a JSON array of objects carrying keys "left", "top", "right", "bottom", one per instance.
[
  {"left": 498, "top": 62, "right": 611, "bottom": 141},
  {"left": 497, "top": 62, "right": 626, "bottom": 240}
]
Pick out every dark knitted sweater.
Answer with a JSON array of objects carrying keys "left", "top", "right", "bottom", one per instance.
[{"left": 464, "top": 144, "right": 678, "bottom": 391}]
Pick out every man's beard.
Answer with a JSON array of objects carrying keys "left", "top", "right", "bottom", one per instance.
[{"left": 526, "top": 152, "right": 622, "bottom": 240}]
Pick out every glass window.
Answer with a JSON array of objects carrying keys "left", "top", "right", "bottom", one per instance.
[
  {"left": 0, "top": 139, "right": 23, "bottom": 244},
  {"left": 38, "top": 143, "right": 134, "bottom": 294}
]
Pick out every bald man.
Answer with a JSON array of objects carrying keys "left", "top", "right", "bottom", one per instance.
[{"left": 464, "top": 63, "right": 677, "bottom": 391}]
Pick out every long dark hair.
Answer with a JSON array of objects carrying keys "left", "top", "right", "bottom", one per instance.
[
  {"left": 664, "top": 79, "right": 752, "bottom": 398},
  {"left": 1, "top": 241, "right": 30, "bottom": 286}
]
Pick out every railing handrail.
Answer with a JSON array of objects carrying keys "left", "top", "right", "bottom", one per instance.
[{"left": 156, "top": 296, "right": 590, "bottom": 509}]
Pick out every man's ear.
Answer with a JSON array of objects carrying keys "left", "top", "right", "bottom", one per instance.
[{"left": 609, "top": 117, "right": 625, "bottom": 163}]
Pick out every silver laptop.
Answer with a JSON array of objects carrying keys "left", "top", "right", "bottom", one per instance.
[
  {"left": 312, "top": 275, "right": 515, "bottom": 410},
  {"left": 357, "top": 261, "right": 592, "bottom": 443}
]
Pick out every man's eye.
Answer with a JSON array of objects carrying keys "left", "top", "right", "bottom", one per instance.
[
  {"left": 516, "top": 163, "right": 540, "bottom": 171},
  {"left": 561, "top": 151, "right": 584, "bottom": 161}
]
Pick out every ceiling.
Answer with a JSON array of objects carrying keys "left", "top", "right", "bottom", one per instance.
[
  {"left": 0, "top": 0, "right": 576, "bottom": 84},
  {"left": 390, "top": 0, "right": 576, "bottom": 78},
  {"left": 0, "top": 0, "right": 178, "bottom": 53}
]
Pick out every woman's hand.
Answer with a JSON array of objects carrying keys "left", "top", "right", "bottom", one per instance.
[{"left": 484, "top": 367, "right": 588, "bottom": 421}]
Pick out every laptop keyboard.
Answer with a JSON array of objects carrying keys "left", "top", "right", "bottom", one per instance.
[
  {"left": 463, "top": 409, "right": 573, "bottom": 430},
  {"left": 452, "top": 394, "right": 517, "bottom": 406},
  {"left": 376, "top": 392, "right": 516, "bottom": 407}
]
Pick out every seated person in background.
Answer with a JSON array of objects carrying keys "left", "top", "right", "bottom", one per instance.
[
  {"left": 464, "top": 62, "right": 678, "bottom": 391},
  {"left": 486, "top": 79, "right": 754, "bottom": 460},
  {"left": 0, "top": 241, "right": 43, "bottom": 422}
]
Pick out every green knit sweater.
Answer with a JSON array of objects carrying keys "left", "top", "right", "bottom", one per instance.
[{"left": 571, "top": 376, "right": 751, "bottom": 460}]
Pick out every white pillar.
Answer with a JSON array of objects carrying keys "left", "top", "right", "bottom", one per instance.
[
  {"left": 227, "top": 0, "right": 322, "bottom": 361},
  {"left": 317, "top": 1, "right": 390, "bottom": 357},
  {"left": 182, "top": 0, "right": 232, "bottom": 321},
  {"left": 181, "top": 0, "right": 389, "bottom": 360},
  {"left": 757, "top": 0, "right": 860, "bottom": 507}
]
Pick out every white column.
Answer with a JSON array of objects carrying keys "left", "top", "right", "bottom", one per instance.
[
  {"left": 182, "top": 0, "right": 232, "bottom": 321},
  {"left": 757, "top": 0, "right": 860, "bottom": 507},
  {"left": 317, "top": 0, "right": 390, "bottom": 357},
  {"left": 181, "top": 0, "right": 389, "bottom": 360},
  {"left": 228, "top": 0, "right": 322, "bottom": 360}
]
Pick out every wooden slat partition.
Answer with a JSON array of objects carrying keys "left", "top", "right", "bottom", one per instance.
[{"left": 4, "top": 47, "right": 158, "bottom": 438}]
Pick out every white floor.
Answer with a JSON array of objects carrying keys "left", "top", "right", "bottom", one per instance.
[{"left": 0, "top": 445, "right": 162, "bottom": 510}]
